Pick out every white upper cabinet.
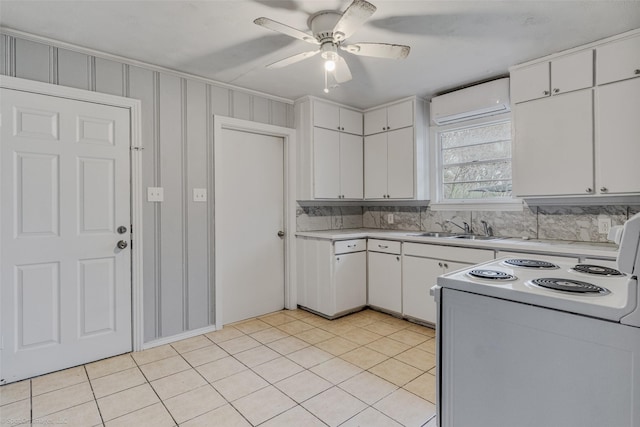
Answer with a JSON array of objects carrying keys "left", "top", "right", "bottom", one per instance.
[
  {"left": 313, "top": 127, "right": 363, "bottom": 199},
  {"left": 363, "top": 97, "right": 427, "bottom": 200},
  {"left": 596, "top": 77, "right": 640, "bottom": 194},
  {"left": 511, "top": 50, "right": 593, "bottom": 104},
  {"left": 596, "top": 34, "right": 640, "bottom": 85},
  {"left": 510, "top": 29, "right": 640, "bottom": 199},
  {"left": 296, "top": 96, "right": 427, "bottom": 201},
  {"left": 313, "top": 100, "right": 363, "bottom": 135},
  {"left": 364, "top": 99, "right": 413, "bottom": 135},
  {"left": 513, "top": 90, "right": 594, "bottom": 197}
]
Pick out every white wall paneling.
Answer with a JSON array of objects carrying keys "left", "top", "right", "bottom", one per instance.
[
  {"left": 1, "top": 31, "right": 295, "bottom": 344},
  {"left": 57, "top": 49, "right": 90, "bottom": 90}
]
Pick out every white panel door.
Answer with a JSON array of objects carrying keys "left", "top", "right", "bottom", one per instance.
[
  {"left": 367, "top": 252, "right": 401, "bottom": 313},
  {"left": 364, "top": 132, "right": 388, "bottom": 199},
  {"left": 402, "top": 256, "right": 442, "bottom": 324},
  {"left": 339, "top": 133, "right": 363, "bottom": 199},
  {"left": 313, "top": 127, "right": 341, "bottom": 199},
  {"left": 513, "top": 90, "right": 593, "bottom": 197},
  {"left": 216, "top": 128, "right": 285, "bottom": 324},
  {"left": 596, "top": 77, "right": 640, "bottom": 194},
  {"left": 387, "top": 127, "right": 415, "bottom": 199},
  {"left": 1, "top": 88, "right": 131, "bottom": 384}
]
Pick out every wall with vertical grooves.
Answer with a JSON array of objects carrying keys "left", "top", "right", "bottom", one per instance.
[{"left": 0, "top": 32, "right": 295, "bottom": 343}]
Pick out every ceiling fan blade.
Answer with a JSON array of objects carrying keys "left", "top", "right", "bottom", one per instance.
[
  {"left": 341, "top": 42, "right": 410, "bottom": 59},
  {"left": 333, "top": 56, "right": 352, "bottom": 83},
  {"left": 266, "top": 50, "right": 319, "bottom": 69},
  {"left": 332, "top": 0, "right": 377, "bottom": 42},
  {"left": 254, "top": 17, "right": 319, "bottom": 45}
]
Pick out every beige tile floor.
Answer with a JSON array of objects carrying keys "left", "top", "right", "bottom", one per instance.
[{"left": 0, "top": 308, "right": 437, "bottom": 427}]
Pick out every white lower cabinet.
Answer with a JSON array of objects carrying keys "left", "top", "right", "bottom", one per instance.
[
  {"left": 402, "top": 243, "right": 494, "bottom": 325},
  {"left": 367, "top": 239, "right": 402, "bottom": 314},
  {"left": 296, "top": 237, "right": 366, "bottom": 318}
]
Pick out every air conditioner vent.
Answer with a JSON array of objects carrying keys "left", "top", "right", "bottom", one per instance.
[{"left": 431, "top": 78, "right": 511, "bottom": 126}]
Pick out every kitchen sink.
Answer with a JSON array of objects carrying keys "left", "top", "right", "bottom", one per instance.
[
  {"left": 448, "top": 234, "right": 502, "bottom": 240},
  {"left": 411, "top": 231, "right": 458, "bottom": 238}
]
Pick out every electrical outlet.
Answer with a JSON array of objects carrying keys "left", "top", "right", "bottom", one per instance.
[
  {"left": 193, "top": 188, "right": 207, "bottom": 202},
  {"left": 387, "top": 213, "right": 394, "bottom": 224},
  {"left": 147, "top": 187, "right": 164, "bottom": 202},
  {"left": 598, "top": 216, "right": 611, "bottom": 234}
]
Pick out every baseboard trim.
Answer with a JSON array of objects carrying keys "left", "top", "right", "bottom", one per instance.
[{"left": 141, "top": 324, "right": 220, "bottom": 350}]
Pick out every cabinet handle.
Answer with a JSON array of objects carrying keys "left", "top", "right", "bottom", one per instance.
[
  {"left": 600, "top": 187, "right": 608, "bottom": 193},
  {"left": 347, "top": 244, "right": 356, "bottom": 248},
  {"left": 543, "top": 90, "right": 550, "bottom": 95},
  {"left": 378, "top": 244, "right": 389, "bottom": 249},
  {"left": 438, "top": 262, "right": 443, "bottom": 267},
  {"left": 444, "top": 263, "right": 448, "bottom": 269},
  {"left": 553, "top": 88, "right": 560, "bottom": 94},
  {"left": 336, "top": 257, "right": 340, "bottom": 261},
  {"left": 635, "top": 69, "right": 640, "bottom": 75},
  {"left": 586, "top": 188, "right": 593, "bottom": 193},
  {"left": 396, "top": 256, "right": 400, "bottom": 261}
]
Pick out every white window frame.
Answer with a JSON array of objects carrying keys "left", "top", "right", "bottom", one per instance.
[{"left": 429, "top": 112, "right": 523, "bottom": 211}]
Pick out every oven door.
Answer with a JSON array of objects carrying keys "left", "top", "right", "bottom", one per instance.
[{"left": 438, "top": 287, "right": 640, "bottom": 427}]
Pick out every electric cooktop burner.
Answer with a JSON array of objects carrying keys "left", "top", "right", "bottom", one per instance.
[
  {"left": 504, "top": 259, "right": 559, "bottom": 269},
  {"left": 572, "top": 264, "right": 624, "bottom": 277},
  {"left": 469, "top": 269, "right": 517, "bottom": 281},
  {"left": 531, "top": 278, "right": 611, "bottom": 295}
]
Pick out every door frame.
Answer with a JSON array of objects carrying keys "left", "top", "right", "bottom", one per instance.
[
  {"left": 212, "top": 115, "right": 297, "bottom": 328},
  {"left": 0, "top": 75, "right": 145, "bottom": 352}
]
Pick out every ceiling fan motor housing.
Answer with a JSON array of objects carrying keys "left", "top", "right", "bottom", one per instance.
[{"left": 308, "top": 11, "right": 344, "bottom": 44}]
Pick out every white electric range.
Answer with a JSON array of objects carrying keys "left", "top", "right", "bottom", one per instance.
[{"left": 433, "top": 212, "right": 640, "bottom": 427}]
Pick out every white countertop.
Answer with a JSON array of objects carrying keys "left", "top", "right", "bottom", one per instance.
[{"left": 295, "top": 229, "right": 619, "bottom": 259}]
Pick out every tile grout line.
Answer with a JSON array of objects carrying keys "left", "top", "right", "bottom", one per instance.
[
  {"left": 83, "top": 365, "right": 105, "bottom": 426},
  {"left": 130, "top": 354, "right": 180, "bottom": 426}
]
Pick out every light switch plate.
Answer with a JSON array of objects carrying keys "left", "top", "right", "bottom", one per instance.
[
  {"left": 193, "top": 188, "right": 207, "bottom": 202},
  {"left": 147, "top": 187, "right": 164, "bottom": 202}
]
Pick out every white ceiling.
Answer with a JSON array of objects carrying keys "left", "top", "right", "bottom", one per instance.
[{"left": 1, "top": 1, "right": 639, "bottom": 109}]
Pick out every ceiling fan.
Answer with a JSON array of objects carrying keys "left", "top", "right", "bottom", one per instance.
[{"left": 254, "top": 0, "right": 410, "bottom": 92}]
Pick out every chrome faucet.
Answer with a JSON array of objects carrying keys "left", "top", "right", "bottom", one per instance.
[
  {"left": 481, "top": 220, "right": 493, "bottom": 237},
  {"left": 446, "top": 220, "right": 470, "bottom": 234}
]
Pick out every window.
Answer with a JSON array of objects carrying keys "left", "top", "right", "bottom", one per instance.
[{"left": 438, "top": 118, "right": 513, "bottom": 202}]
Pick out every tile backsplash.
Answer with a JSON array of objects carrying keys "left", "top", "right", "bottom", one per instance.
[{"left": 297, "top": 203, "right": 640, "bottom": 243}]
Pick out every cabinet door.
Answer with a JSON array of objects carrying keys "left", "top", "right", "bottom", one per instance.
[
  {"left": 368, "top": 252, "right": 402, "bottom": 313},
  {"left": 340, "top": 108, "right": 363, "bottom": 135},
  {"left": 402, "top": 256, "right": 442, "bottom": 324},
  {"left": 364, "top": 107, "right": 388, "bottom": 136},
  {"left": 511, "top": 62, "right": 550, "bottom": 104},
  {"left": 551, "top": 50, "right": 593, "bottom": 95},
  {"left": 335, "top": 252, "right": 366, "bottom": 314},
  {"left": 596, "top": 35, "right": 640, "bottom": 85},
  {"left": 513, "top": 90, "right": 593, "bottom": 196},
  {"left": 387, "top": 127, "right": 414, "bottom": 199},
  {"left": 313, "top": 127, "right": 341, "bottom": 198},
  {"left": 597, "top": 78, "right": 640, "bottom": 194},
  {"left": 387, "top": 100, "right": 414, "bottom": 131},
  {"left": 339, "top": 133, "right": 364, "bottom": 199},
  {"left": 364, "top": 132, "right": 388, "bottom": 199},
  {"left": 313, "top": 101, "right": 340, "bottom": 131}
]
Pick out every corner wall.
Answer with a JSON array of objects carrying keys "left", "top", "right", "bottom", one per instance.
[{"left": 0, "top": 32, "right": 294, "bottom": 343}]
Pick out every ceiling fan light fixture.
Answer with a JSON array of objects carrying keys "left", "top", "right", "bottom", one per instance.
[{"left": 324, "top": 59, "right": 336, "bottom": 72}]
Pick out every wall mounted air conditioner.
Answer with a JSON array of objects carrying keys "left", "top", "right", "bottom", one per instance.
[{"left": 430, "top": 78, "right": 510, "bottom": 125}]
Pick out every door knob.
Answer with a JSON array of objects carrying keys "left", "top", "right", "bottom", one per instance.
[
  {"left": 117, "top": 226, "right": 128, "bottom": 234},
  {"left": 277, "top": 231, "right": 285, "bottom": 238},
  {"left": 117, "top": 240, "right": 128, "bottom": 249}
]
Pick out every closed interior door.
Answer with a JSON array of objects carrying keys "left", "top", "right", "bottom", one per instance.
[
  {"left": 1, "top": 88, "right": 131, "bottom": 384},
  {"left": 216, "top": 128, "right": 285, "bottom": 325}
]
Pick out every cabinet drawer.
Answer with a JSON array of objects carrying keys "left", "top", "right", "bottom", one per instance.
[
  {"left": 404, "top": 242, "right": 494, "bottom": 264},
  {"left": 368, "top": 239, "right": 401, "bottom": 254},
  {"left": 335, "top": 239, "right": 366, "bottom": 254}
]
